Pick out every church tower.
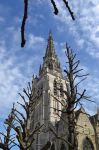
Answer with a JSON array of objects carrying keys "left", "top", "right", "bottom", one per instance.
[
  {"left": 30, "top": 32, "right": 67, "bottom": 150},
  {"left": 30, "top": 32, "right": 98, "bottom": 150}
]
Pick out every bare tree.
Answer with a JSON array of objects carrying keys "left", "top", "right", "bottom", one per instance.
[
  {"left": 59, "top": 44, "right": 94, "bottom": 150},
  {"left": 21, "top": 0, "right": 75, "bottom": 47},
  {"left": 45, "top": 43, "right": 95, "bottom": 150},
  {"left": 0, "top": 104, "right": 16, "bottom": 150},
  {"left": 5, "top": 82, "right": 44, "bottom": 150},
  {"left": 0, "top": 45, "right": 95, "bottom": 150},
  {"left": 41, "top": 141, "right": 51, "bottom": 150}
]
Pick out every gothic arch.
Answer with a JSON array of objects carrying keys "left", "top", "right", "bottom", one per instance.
[
  {"left": 83, "top": 137, "right": 94, "bottom": 150},
  {"left": 60, "top": 142, "right": 67, "bottom": 150}
]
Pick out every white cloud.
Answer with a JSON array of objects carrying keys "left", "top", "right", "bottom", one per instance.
[
  {"left": 76, "top": 65, "right": 99, "bottom": 114},
  {"left": 28, "top": 34, "right": 45, "bottom": 48},
  {"left": 0, "top": 27, "right": 46, "bottom": 118},
  {"left": 0, "top": 45, "right": 24, "bottom": 108},
  {"left": 0, "top": 0, "right": 99, "bottom": 119},
  {"left": 54, "top": 0, "right": 99, "bottom": 60}
]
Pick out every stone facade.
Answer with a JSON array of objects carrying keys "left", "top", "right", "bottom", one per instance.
[
  {"left": 30, "top": 32, "right": 99, "bottom": 150},
  {"left": 75, "top": 107, "right": 97, "bottom": 150}
]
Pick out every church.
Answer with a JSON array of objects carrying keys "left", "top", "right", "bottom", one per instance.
[{"left": 30, "top": 32, "right": 99, "bottom": 150}]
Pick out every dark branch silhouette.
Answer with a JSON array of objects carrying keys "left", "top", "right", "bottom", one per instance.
[
  {"left": 0, "top": 104, "right": 16, "bottom": 150},
  {"left": 21, "top": 0, "right": 28, "bottom": 47},
  {"left": 50, "top": 0, "right": 58, "bottom": 15},
  {"left": 5, "top": 82, "right": 44, "bottom": 150},
  {"left": 21, "top": 0, "right": 75, "bottom": 47},
  {"left": 49, "top": 43, "right": 95, "bottom": 150},
  {"left": 50, "top": 0, "right": 75, "bottom": 20},
  {"left": 63, "top": 0, "right": 75, "bottom": 20}
]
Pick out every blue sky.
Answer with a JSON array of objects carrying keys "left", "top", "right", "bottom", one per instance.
[{"left": 0, "top": 0, "right": 99, "bottom": 130}]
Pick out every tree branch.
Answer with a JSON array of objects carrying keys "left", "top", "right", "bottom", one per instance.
[{"left": 21, "top": 0, "right": 28, "bottom": 47}]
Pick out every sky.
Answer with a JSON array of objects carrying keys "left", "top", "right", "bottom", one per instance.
[{"left": 0, "top": 0, "right": 99, "bottom": 132}]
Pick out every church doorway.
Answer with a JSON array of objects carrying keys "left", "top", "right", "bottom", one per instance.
[{"left": 83, "top": 137, "right": 94, "bottom": 150}]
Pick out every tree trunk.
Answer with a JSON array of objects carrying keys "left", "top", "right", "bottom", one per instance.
[{"left": 68, "top": 112, "right": 78, "bottom": 150}]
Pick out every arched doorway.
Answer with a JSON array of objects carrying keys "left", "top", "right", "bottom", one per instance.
[
  {"left": 50, "top": 143, "right": 55, "bottom": 150},
  {"left": 60, "top": 143, "right": 67, "bottom": 150},
  {"left": 83, "top": 137, "right": 94, "bottom": 150}
]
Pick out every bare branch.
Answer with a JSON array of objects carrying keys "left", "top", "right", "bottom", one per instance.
[
  {"left": 21, "top": 0, "right": 28, "bottom": 47},
  {"left": 50, "top": 0, "right": 58, "bottom": 15},
  {"left": 63, "top": 0, "right": 75, "bottom": 20},
  {"left": 49, "top": 127, "right": 72, "bottom": 146}
]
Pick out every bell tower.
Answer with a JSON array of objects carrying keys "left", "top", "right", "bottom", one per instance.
[{"left": 31, "top": 32, "right": 67, "bottom": 150}]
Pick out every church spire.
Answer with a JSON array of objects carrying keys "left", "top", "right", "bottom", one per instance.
[
  {"left": 44, "top": 31, "right": 56, "bottom": 59},
  {"left": 39, "top": 32, "right": 62, "bottom": 77}
]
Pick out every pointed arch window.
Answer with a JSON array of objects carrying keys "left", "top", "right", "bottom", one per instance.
[
  {"left": 54, "top": 80, "right": 57, "bottom": 95},
  {"left": 60, "top": 83, "right": 64, "bottom": 97}
]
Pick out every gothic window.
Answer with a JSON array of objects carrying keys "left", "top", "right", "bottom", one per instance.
[
  {"left": 60, "top": 83, "right": 64, "bottom": 97},
  {"left": 83, "top": 137, "right": 94, "bottom": 150},
  {"left": 54, "top": 80, "right": 57, "bottom": 95},
  {"left": 50, "top": 143, "right": 55, "bottom": 150},
  {"left": 60, "top": 143, "right": 67, "bottom": 150}
]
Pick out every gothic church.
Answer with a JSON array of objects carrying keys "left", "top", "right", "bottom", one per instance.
[{"left": 30, "top": 32, "right": 99, "bottom": 150}]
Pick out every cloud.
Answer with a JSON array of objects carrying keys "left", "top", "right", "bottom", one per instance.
[
  {"left": 0, "top": 25, "right": 46, "bottom": 119},
  {"left": 28, "top": 33, "right": 45, "bottom": 49},
  {"left": 0, "top": 0, "right": 99, "bottom": 120},
  {"left": 0, "top": 43, "right": 24, "bottom": 109},
  {"left": 54, "top": 0, "right": 99, "bottom": 60},
  {"left": 75, "top": 64, "right": 99, "bottom": 114}
]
